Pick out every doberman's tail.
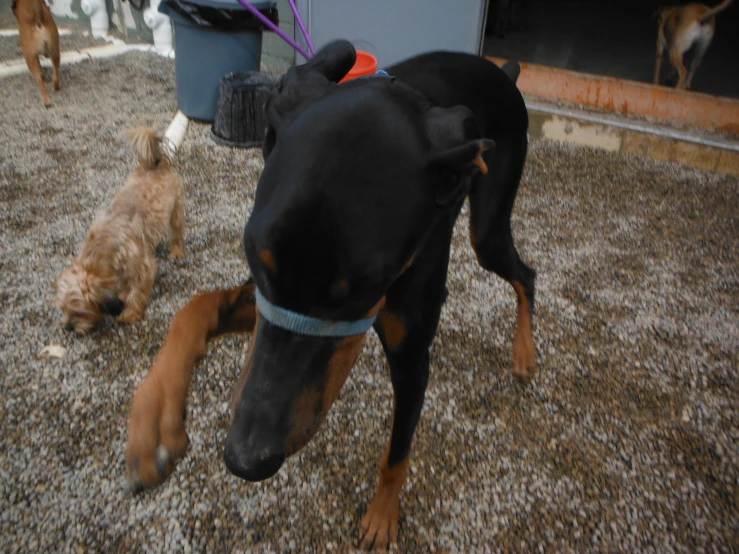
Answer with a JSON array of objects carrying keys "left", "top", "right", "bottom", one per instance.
[{"left": 501, "top": 60, "right": 521, "bottom": 84}]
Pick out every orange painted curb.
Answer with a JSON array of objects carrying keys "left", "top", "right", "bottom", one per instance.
[{"left": 487, "top": 56, "right": 739, "bottom": 135}]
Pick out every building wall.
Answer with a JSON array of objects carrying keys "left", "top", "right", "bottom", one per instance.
[{"left": 262, "top": 0, "right": 296, "bottom": 69}]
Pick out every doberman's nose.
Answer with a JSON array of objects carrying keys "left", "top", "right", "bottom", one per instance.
[{"left": 223, "top": 438, "right": 285, "bottom": 482}]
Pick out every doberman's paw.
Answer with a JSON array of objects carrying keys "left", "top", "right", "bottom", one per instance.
[
  {"left": 125, "top": 374, "right": 189, "bottom": 493},
  {"left": 359, "top": 493, "right": 399, "bottom": 551},
  {"left": 513, "top": 328, "right": 536, "bottom": 386}
]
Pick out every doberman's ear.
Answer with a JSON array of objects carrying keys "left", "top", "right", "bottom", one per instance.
[
  {"left": 303, "top": 39, "right": 357, "bottom": 82},
  {"left": 424, "top": 106, "right": 495, "bottom": 205},
  {"left": 264, "top": 40, "right": 356, "bottom": 145}
]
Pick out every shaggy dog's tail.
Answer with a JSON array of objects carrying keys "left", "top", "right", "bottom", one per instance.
[{"left": 122, "top": 126, "right": 169, "bottom": 170}]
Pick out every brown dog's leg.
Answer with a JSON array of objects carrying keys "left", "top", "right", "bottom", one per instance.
[
  {"left": 125, "top": 283, "right": 256, "bottom": 491},
  {"left": 50, "top": 47, "right": 60, "bottom": 92},
  {"left": 168, "top": 192, "right": 186, "bottom": 260},
  {"left": 684, "top": 36, "right": 712, "bottom": 90},
  {"left": 24, "top": 52, "right": 51, "bottom": 107},
  {"left": 654, "top": 41, "right": 665, "bottom": 85},
  {"left": 669, "top": 47, "right": 688, "bottom": 89},
  {"left": 119, "top": 258, "right": 157, "bottom": 324},
  {"left": 45, "top": 23, "right": 61, "bottom": 92}
]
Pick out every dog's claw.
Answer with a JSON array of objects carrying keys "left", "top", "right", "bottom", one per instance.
[
  {"left": 156, "top": 445, "right": 170, "bottom": 479},
  {"left": 125, "top": 477, "right": 144, "bottom": 496}
]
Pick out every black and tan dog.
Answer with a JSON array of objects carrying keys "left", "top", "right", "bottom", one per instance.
[
  {"left": 653, "top": 0, "right": 734, "bottom": 90},
  {"left": 125, "top": 40, "right": 535, "bottom": 550}
]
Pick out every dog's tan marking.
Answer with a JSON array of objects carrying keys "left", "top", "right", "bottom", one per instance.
[
  {"left": 285, "top": 387, "right": 322, "bottom": 455},
  {"left": 360, "top": 442, "right": 409, "bottom": 550},
  {"left": 378, "top": 309, "right": 406, "bottom": 351},
  {"left": 260, "top": 248, "right": 277, "bottom": 273},
  {"left": 260, "top": 335, "right": 368, "bottom": 458},
  {"left": 230, "top": 312, "right": 260, "bottom": 414},
  {"left": 126, "top": 284, "right": 256, "bottom": 489},
  {"left": 511, "top": 280, "right": 536, "bottom": 385},
  {"left": 330, "top": 278, "right": 350, "bottom": 299},
  {"left": 321, "top": 335, "right": 365, "bottom": 414},
  {"left": 365, "top": 296, "right": 386, "bottom": 318},
  {"left": 472, "top": 140, "right": 491, "bottom": 174},
  {"left": 400, "top": 255, "right": 415, "bottom": 275}
]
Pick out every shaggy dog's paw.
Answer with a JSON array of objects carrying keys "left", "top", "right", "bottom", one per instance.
[
  {"left": 168, "top": 247, "right": 185, "bottom": 261},
  {"left": 118, "top": 307, "right": 144, "bottom": 325}
]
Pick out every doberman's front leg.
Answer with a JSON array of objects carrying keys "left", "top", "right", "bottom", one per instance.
[
  {"left": 360, "top": 271, "right": 443, "bottom": 550},
  {"left": 125, "top": 283, "right": 256, "bottom": 491},
  {"left": 360, "top": 352, "right": 429, "bottom": 550}
]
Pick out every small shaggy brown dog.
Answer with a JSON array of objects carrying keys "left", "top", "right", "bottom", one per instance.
[
  {"left": 55, "top": 127, "right": 185, "bottom": 333},
  {"left": 654, "top": 0, "right": 734, "bottom": 90},
  {"left": 12, "top": 0, "right": 61, "bottom": 107}
]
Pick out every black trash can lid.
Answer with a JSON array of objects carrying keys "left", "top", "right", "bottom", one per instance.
[
  {"left": 175, "top": 0, "right": 275, "bottom": 9},
  {"left": 159, "top": 0, "right": 278, "bottom": 28}
]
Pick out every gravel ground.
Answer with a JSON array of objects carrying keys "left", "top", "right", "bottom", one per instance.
[{"left": 1, "top": 48, "right": 738, "bottom": 554}]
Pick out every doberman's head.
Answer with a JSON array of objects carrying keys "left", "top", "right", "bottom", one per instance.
[{"left": 224, "top": 40, "right": 493, "bottom": 482}]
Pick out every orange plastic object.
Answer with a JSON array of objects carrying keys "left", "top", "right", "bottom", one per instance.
[{"left": 340, "top": 51, "right": 379, "bottom": 83}]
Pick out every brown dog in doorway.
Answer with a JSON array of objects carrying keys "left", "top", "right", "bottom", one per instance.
[
  {"left": 11, "top": 0, "right": 61, "bottom": 106},
  {"left": 653, "top": 0, "right": 734, "bottom": 90}
]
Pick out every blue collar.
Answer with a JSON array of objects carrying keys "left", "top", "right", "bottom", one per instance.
[{"left": 255, "top": 288, "right": 376, "bottom": 337}]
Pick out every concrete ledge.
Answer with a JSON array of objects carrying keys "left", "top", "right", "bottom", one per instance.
[
  {"left": 487, "top": 56, "right": 739, "bottom": 135},
  {"left": 527, "top": 109, "right": 739, "bottom": 175}
]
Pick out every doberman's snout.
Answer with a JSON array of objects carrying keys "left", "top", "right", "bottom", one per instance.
[{"left": 223, "top": 435, "right": 285, "bottom": 482}]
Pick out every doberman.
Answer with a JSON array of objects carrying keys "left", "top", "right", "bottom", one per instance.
[{"left": 125, "top": 40, "right": 536, "bottom": 550}]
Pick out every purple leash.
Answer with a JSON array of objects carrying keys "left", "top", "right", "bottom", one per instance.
[
  {"left": 288, "top": 0, "right": 316, "bottom": 56},
  {"left": 235, "top": 0, "right": 314, "bottom": 59}
]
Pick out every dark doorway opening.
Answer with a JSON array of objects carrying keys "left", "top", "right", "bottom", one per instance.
[{"left": 483, "top": 0, "right": 739, "bottom": 99}]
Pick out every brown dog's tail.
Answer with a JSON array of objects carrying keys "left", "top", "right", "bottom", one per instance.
[
  {"left": 122, "top": 126, "right": 169, "bottom": 170},
  {"left": 700, "top": 0, "right": 734, "bottom": 22}
]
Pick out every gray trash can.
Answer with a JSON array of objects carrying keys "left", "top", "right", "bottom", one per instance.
[{"left": 159, "top": 0, "right": 277, "bottom": 122}]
